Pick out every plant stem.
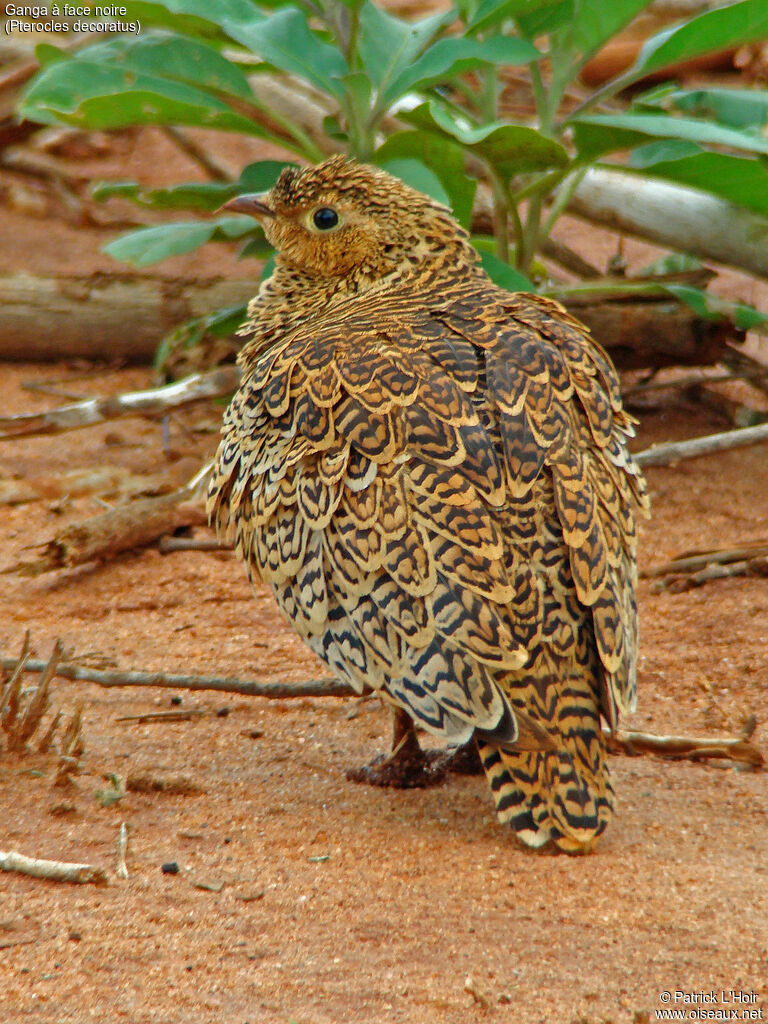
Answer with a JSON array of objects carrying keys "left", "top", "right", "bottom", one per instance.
[
  {"left": 539, "top": 165, "right": 588, "bottom": 240},
  {"left": 491, "top": 176, "right": 510, "bottom": 264},
  {"left": 520, "top": 191, "right": 543, "bottom": 277}
]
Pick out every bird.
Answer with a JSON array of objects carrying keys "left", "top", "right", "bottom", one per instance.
[{"left": 208, "top": 155, "right": 649, "bottom": 853}]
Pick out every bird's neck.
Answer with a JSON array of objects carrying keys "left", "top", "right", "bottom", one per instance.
[{"left": 237, "top": 241, "right": 481, "bottom": 366}]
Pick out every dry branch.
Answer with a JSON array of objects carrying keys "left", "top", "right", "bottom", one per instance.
[
  {"left": 570, "top": 169, "right": 768, "bottom": 282},
  {"left": 0, "top": 465, "right": 196, "bottom": 507},
  {"left": 5, "top": 471, "right": 210, "bottom": 576},
  {"left": 0, "top": 366, "right": 239, "bottom": 440},
  {"left": 606, "top": 728, "right": 764, "bottom": 767},
  {"left": 0, "top": 271, "right": 739, "bottom": 370},
  {"left": 642, "top": 539, "right": 768, "bottom": 592},
  {"left": 0, "top": 273, "right": 255, "bottom": 363},
  {"left": 0, "top": 653, "right": 354, "bottom": 700},
  {"left": 634, "top": 422, "right": 768, "bottom": 466},
  {"left": 0, "top": 849, "right": 107, "bottom": 885}
]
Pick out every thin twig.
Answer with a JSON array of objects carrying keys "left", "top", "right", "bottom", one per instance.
[
  {"left": 0, "top": 849, "right": 107, "bottom": 885},
  {"left": 0, "top": 654, "right": 355, "bottom": 700},
  {"left": 650, "top": 557, "right": 768, "bottom": 593},
  {"left": 157, "top": 536, "right": 231, "bottom": 554},
  {"left": 0, "top": 367, "right": 240, "bottom": 441},
  {"left": 605, "top": 728, "right": 763, "bottom": 768},
  {"left": 161, "top": 126, "right": 233, "bottom": 183},
  {"left": 116, "top": 709, "right": 207, "bottom": 724},
  {"left": 643, "top": 540, "right": 768, "bottom": 578},
  {"left": 116, "top": 823, "right": 128, "bottom": 880},
  {"left": 634, "top": 422, "right": 768, "bottom": 467}
]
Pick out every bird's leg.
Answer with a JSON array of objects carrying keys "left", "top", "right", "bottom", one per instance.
[{"left": 346, "top": 706, "right": 482, "bottom": 789}]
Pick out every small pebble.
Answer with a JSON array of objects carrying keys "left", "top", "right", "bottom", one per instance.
[
  {"left": 171, "top": 696, "right": 182, "bottom": 706},
  {"left": 161, "top": 861, "right": 180, "bottom": 875},
  {"left": 216, "top": 707, "right": 230, "bottom": 718}
]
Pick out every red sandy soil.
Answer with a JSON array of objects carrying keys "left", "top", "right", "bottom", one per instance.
[{"left": 0, "top": 125, "right": 767, "bottom": 1024}]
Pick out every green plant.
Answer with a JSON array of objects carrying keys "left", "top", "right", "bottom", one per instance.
[{"left": 18, "top": 0, "right": 768, "bottom": 327}]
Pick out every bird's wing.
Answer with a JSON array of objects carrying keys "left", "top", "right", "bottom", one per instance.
[
  {"left": 438, "top": 288, "right": 649, "bottom": 728},
  {"left": 209, "top": 280, "right": 646, "bottom": 742}
]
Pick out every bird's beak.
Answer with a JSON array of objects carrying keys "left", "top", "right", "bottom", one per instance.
[{"left": 217, "top": 193, "right": 276, "bottom": 219}]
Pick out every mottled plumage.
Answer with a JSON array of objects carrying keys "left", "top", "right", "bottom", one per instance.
[{"left": 209, "top": 155, "right": 649, "bottom": 852}]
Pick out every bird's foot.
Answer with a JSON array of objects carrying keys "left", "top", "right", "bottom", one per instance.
[{"left": 346, "top": 739, "right": 482, "bottom": 789}]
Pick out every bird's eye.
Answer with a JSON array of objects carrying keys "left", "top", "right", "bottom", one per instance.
[{"left": 313, "top": 207, "right": 339, "bottom": 231}]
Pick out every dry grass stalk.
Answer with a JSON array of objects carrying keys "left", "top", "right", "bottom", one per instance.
[
  {"left": 1, "top": 637, "right": 86, "bottom": 784},
  {"left": 54, "top": 705, "right": 85, "bottom": 787},
  {"left": 1, "top": 635, "right": 60, "bottom": 753}
]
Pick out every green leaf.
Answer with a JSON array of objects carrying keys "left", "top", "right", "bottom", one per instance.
[
  {"left": 357, "top": 2, "right": 452, "bottom": 91},
  {"left": 639, "top": 86, "right": 768, "bottom": 130},
  {"left": 92, "top": 161, "right": 290, "bottom": 213},
  {"left": 665, "top": 284, "right": 768, "bottom": 332},
  {"left": 402, "top": 101, "right": 569, "bottom": 178},
  {"left": 553, "top": 0, "right": 651, "bottom": 69},
  {"left": 467, "top": 0, "right": 565, "bottom": 36},
  {"left": 572, "top": 112, "right": 768, "bottom": 160},
  {"left": 19, "top": 59, "right": 264, "bottom": 136},
  {"left": 229, "top": 7, "right": 349, "bottom": 101},
  {"left": 479, "top": 250, "right": 535, "bottom": 291},
  {"left": 625, "top": 142, "right": 768, "bottom": 218},
  {"left": 69, "top": 31, "right": 255, "bottom": 101},
  {"left": 628, "top": 0, "right": 768, "bottom": 80},
  {"left": 104, "top": 217, "right": 257, "bottom": 267},
  {"left": 119, "top": 0, "right": 262, "bottom": 40},
  {"left": 384, "top": 34, "right": 540, "bottom": 107},
  {"left": 375, "top": 130, "right": 476, "bottom": 228},
  {"left": 377, "top": 158, "right": 451, "bottom": 208},
  {"left": 517, "top": 0, "right": 574, "bottom": 39}
]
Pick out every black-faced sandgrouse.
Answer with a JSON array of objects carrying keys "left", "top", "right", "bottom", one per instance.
[{"left": 208, "top": 155, "right": 649, "bottom": 853}]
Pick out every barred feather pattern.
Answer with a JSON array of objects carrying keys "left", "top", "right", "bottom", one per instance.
[{"left": 208, "top": 158, "right": 648, "bottom": 852}]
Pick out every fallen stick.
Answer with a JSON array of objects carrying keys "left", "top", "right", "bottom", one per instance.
[
  {"left": 0, "top": 272, "right": 257, "bottom": 364},
  {"left": 634, "top": 422, "right": 768, "bottom": 467},
  {"left": 116, "top": 709, "right": 207, "bottom": 724},
  {"left": 0, "top": 366, "right": 240, "bottom": 440},
  {"left": 643, "top": 540, "right": 768, "bottom": 578},
  {"left": 0, "top": 655, "right": 354, "bottom": 700},
  {"left": 0, "top": 849, "right": 107, "bottom": 885},
  {"left": 649, "top": 557, "right": 768, "bottom": 593},
  {"left": 605, "top": 729, "right": 764, "bottom": 768},
  {"left": 5, "top": 488, "right": 208, "bottom": 576},
  {"left": 157, "top": 536, "right": 231, "bottom": 554},
  {"left": 570, "top": 169, "right": 768, "bottom": 281},
  {"left": 0, "top": 466, "right": 191, "bottom": 507}
]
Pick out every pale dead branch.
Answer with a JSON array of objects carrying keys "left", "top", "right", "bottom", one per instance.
[
  {"left": 0, "top": 366, "right": 239, "bottom": 440},
  {"left": 4, "top": 471, "right": 211, "bottom": 576},
  {"left": 642, "top": 540, "right": 768, "bottom": 592},
  {"left": 0, "top": 465, "right": 196, "bottom": 507},
  {"left": 0, "top": 273, "right": 255, "bottom": 363},
  {"left": 634, "top": 422, "right": 768, "bottom": 467},
  {"left": 0, "top": 849, "right": 107, "bottom": 885},
  {"left": 605, "top": 727, "right": 764, "bottom": 768},
  {"left": 570, "top": 169, "right": 768, "bottom": 282},
  {"left": 0, "top": 652, "right": 353, "bottom": 700}
]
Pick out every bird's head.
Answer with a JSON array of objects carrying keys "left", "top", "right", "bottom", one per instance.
[{"left": 220, "top": 155, "right": 475, "bottom": 281}]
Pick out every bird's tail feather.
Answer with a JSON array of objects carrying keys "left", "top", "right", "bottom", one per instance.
[{"left": 478, "top": 734, "right": 614, "bottom": 853}]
